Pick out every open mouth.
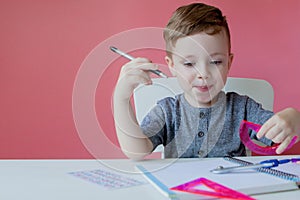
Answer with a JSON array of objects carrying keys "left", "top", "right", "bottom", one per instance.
[{"left": 195, "top": 85, "right": 212, "bottom": 92}]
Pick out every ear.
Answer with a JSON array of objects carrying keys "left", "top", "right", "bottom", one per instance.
[
  {"left": 228, "top": 53, "right": 234, "bottom": 70},
  {"left": 165, "top": 56, "right": 176, "bottom": 76}
]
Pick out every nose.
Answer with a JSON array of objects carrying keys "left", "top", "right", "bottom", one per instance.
[{"left": 195, "top": 64, "right": 209, "bottom": 79}]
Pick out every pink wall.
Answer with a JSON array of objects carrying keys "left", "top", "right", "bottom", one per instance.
[{"left": 1, "top": 0, "right": 299, "bottom": 159}]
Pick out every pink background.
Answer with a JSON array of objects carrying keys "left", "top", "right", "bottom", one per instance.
[{"left": 1, "top": 0, "right": 299, "bottom": 159}]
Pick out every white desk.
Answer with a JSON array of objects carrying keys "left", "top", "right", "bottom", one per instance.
[{"left": 0, "top": 156, "right": 299, "bottom": 200}]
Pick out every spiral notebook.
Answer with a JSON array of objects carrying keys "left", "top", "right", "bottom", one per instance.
[
  {"left": 224, "top": 156, "right": 300, "bottom": 182},
  {"left": 136, "top": 156, "right": 300, "bottom": 196}
]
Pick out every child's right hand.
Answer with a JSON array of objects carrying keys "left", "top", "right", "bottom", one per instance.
[
  {"left": 114, "top": 58, "right": 159, "bottom": 101},
  {"left": 113, "top": 57, "right": 156, "bottom": 159}
]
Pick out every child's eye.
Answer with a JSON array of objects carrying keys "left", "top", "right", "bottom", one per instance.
[
  {"left": 210, "top": 60, "right": 223, "bottom": 65},
  {"left": 183, "top": 61, "right": 195, "bottom": 67}
]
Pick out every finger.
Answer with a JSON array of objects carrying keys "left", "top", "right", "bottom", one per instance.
[
  {"left": 276, "top": 136, "right": 293, "bottom": 154},
  {"left": 264, "top": 125, "right": 283, "bottom": 140},
  {"left": 118, "top": 68, "right": 152, "bottom": 85},
  {"left": 121, "top": 57, "right": 152, "bottom": 71},
  {"left": 271, "top": 130, "right": 288, "bottom": 144},
  {"left": 131, "top": 57, "right": 160, "bottom": 70},
  {"left": 132, "top": 57, "right": 152, "bottom": 63},
  {"left": 134, "top": 62, "right": 159, "bottom": 72},
  {"left": 127, "top": 67, "right": 154, "bottom": 79},
  {"left": 128, "top": 71, "right": 152, "bottom": 84},
  {"left": 121, "top": 63, "right": 152, "bottom": 76},
  {"left": 122, "top": 63, "right": 159, "bottom": 76},
  {"left": 137, "top": 73, "right": 153, "bottom": 85},
  {"left": 257, "top": 119, "right": 275, "bottom": 139}
]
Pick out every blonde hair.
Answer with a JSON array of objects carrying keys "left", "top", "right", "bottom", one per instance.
[{"left": 163, "top": 3, "right": 231, "bottom": 57}]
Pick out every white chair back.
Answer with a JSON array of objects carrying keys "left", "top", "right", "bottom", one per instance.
[
  {"left": 134, "top": 77, "right": 274, "bottom": 123},
  {"left": 133, "top": 77, "right": 274, "bottom": 157}
]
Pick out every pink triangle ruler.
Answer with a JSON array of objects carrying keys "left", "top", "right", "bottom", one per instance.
[{"left": 170, "top": 177, "right": 255, "bottom": 200}]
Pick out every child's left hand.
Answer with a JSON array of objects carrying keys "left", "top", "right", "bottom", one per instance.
[{"left": 257, "top": 108, "right": 300, "bottom": 154}]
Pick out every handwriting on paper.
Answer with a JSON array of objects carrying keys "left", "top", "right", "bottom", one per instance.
[{"left": 69, "top": 169, "right": 146, "bottom": 190}]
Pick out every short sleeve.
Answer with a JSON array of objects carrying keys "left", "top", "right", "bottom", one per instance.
[
  {"left": 140, "top": 105, "right": 166, "bottom": 151},
  {"left": 245, "top": 97, "right": 274, "bottom": 146}
]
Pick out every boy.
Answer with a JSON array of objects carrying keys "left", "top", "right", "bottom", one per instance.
[{"left": 113, "top": 3, "right": 300, "bottom": 160}]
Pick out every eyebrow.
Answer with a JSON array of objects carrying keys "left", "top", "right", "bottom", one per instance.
[
  {"left": 177, "top": 52, "right": 227, "bottom": 60},
  {"left": 209, "top": 52, "right": 228, "bottom": 57},
  {"left": 182, "top": 55, "right": 197, "bottom": 59}
]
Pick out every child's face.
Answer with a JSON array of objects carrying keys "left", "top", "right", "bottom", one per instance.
[{"left": 165, "top": 30, "right": 233, "bottom": 107}]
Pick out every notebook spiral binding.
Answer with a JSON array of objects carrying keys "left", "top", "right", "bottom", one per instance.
[{"left": 224, "top": 156, "right": 300, "bottom": 182}]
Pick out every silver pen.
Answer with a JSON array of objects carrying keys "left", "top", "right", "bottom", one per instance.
[
  {"left": 210, "top": 162, "right": 274, "bottom": 174},
  {"left": 110, "top": 46, "right": 168, "bottom": 78}
]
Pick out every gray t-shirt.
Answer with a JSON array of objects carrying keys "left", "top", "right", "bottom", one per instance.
[{"left": 141, "top": 91, "right": 273, "bottom": 158}]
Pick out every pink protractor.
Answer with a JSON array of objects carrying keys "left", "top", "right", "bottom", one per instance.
[{"left": 239, "top": 120, "right": 298, "bottom": 155}]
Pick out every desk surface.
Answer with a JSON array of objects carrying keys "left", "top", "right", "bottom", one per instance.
[{"left": 0, "top": 156, "right": 299, "bottom": 200}]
